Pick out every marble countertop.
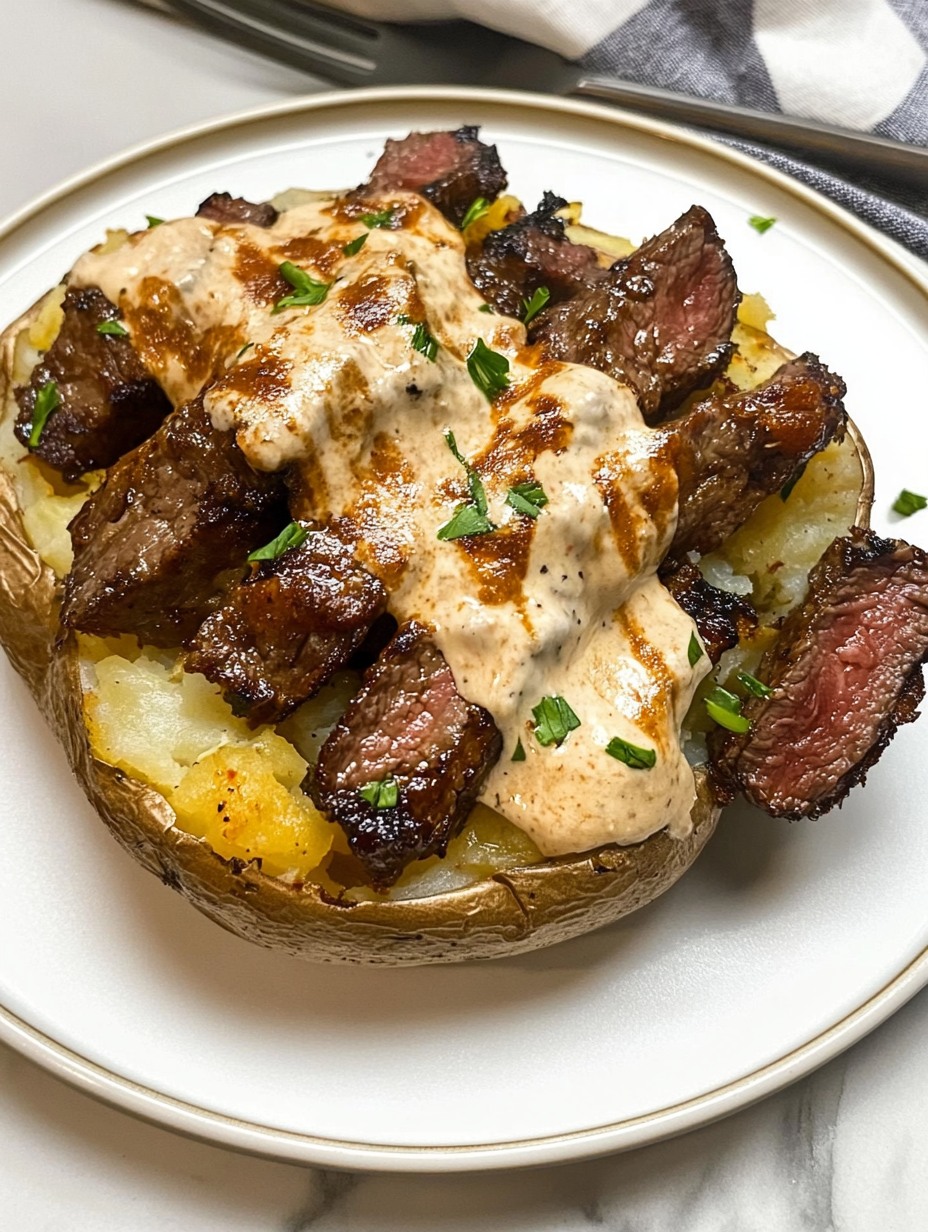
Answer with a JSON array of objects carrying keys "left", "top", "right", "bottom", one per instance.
[{"left": 3, "top": 3, "right": 928, "bottom": 1227}]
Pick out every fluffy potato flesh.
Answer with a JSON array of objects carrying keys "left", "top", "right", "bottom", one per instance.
[{"left": 172, "top": 743, "right": 332, "bottom": 879}]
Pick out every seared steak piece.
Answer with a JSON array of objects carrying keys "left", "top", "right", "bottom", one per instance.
[
  {"left": 361, "top": 126, "right": 507, "bottom": 227},
  {"left": 663, "top": 563, "right": 757, "bottom": 664},
  {"left": 311, "top": 621, "right": 502, "bottom": 888},
  {"left": 196, "top": 192, "right": 279, "bottom": 228},
  {"left": 466, "top": 191, "right": 603, "bottom": 318},
  {"left": 62, "top": 397, "right": 286, "bottom": 647},
  {"left": 531, "top": 205, "right": 739, "bottom": 421},
  {"left": 665, "top": 354, "right": 847, "bottom": 564},
  {"left": 14, "top": 287, "right": 171, "bottom": 482},
  {"left": 711, "top": 528, "right": 928, "bottom": 818},
  {"left": 185, "top": 528, "right": 387, "bottom": 726}
]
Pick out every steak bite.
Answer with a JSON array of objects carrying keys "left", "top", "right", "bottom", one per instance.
[
  {"left": 185, "top": 528, "right": 387, "bottom": 726},
  {"left": 664, "top": 353, "right": 847, "bottom": 565},
  {"left": 311, "top": 621, "right": 502, "bottom": 888},
  {"left": 531, "top": 205, "right": 740, "bottom": 421},
  {"left": 663, "top": 563, "right": 757, "bottom": 664},
  {"left": 711, "top": 528, "right": 928, "bottom": 818},
  {"left": 61, "top": 397, "right": 287, "bottom": 647},
  {"left": 466, "top": 191, "right": 603, "bottom": 318},
  {"left": 360, "top": 126, "right": 507, "bottom": 227},
  {"left": 14, "top": 286, "right": 172, "bottom": 482},
  {"left": 196, "top": 192, "right": 279, "bottom": 228}
]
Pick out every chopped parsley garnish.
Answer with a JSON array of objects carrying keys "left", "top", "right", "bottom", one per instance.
[
  {"left": 687, "top": 632, "right": 704, "bottom": 667},
  {"left": 749, "top": 215, "right": 776, "bottom": 234},
  {"left": 28, "top": 381, "right": 60, "bottom": 447},
  {"left": 780, "top": 461, "right": 807, "bottom": 502},
  {"left": 478, "top": 303, "right": 495, "bottom": 314},
  {"left": 342, "top": 233, "right": 368, "bottom": 256},
  {"left": 437, "top": 504, "right": 496, "bottom": 540},
  {"left": 466, "top": 338, "right": 510, "bottom": 401},
  {"left": 531, "top": 695, "right": 581, "bottom": 747},
  {"left": 247, "top": 521, "right": 308, "bottom": 562},
  {"left": 96, "top": 320, "right": 128, "bottom": 338},
  {"left": 145, "top": 214, "right": 164, "bottom": 228},
  {"left": 605, "top": 736, "right": 657, "bottom": 770},
  {"left": 506, "top": 481, "right": 548, "bottom": 519},
  {"left": 437, "top": 430, "right": 495, "bottom": 540},
  {"left": 359, "top": 778, "right": 399, "bottom": 809},
  {"left": 272, "top": 260, "right": 331, "bottom": 313},
  {"left": 511, "top": 738, "right": 527, "bottom": 763},
  {"left": 736, "top": 671, "right": 773, "bottom": 699},
  {"left": 521, "top": 286, "right": 551, "bottom": 325},
  {"left": 893, "top": 489, "right": 927, "bottom": 517},
  {"left": 460, "top": 197, "right": 490, "bottom": 231},
  {"left": 360, "top": 207, "right": 395, "bottom": 229},
  {"left": 705, "top": 686, "right": 751, "bottom": 734},
  {"left": 410, "top": 321, "right": 439, "bottom": 362}
]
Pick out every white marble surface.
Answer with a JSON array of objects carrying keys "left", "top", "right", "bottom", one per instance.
[{"left": 2, "top": 2, "right": 928, "bottom": 1227}]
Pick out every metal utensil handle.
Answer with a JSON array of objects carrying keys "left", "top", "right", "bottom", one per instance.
[{"left": 575, "top": 76, "right": 928, "bottom": 191}]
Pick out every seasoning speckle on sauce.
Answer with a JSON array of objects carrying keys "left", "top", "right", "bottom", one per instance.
[{"left": 70, "top": 190, "right": 710, "bottom": 855}]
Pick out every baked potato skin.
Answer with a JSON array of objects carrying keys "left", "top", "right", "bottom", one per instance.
[{"left": 0, "top": 289, "right": 870, "bottom": 965}]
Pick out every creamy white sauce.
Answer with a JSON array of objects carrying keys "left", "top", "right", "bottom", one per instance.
[{"left": 72, "top": 193, "right": 711, "bottom": 855}]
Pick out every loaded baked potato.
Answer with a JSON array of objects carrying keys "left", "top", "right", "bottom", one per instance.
[{"left": 0, "top": 126, "right": 924, "bottom": 965}]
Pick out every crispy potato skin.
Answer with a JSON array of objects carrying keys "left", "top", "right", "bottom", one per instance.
[{"left": 2, "top": 293, "right": 868, "bottom": 966}]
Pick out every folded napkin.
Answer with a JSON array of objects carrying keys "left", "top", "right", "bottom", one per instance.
[{"left": 333, "top": 0, "right": 928, "bottom": 260}]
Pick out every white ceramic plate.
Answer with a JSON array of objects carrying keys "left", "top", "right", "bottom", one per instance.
[{"left": 1, "top": 88, "right": 927, "bottom": 1173}]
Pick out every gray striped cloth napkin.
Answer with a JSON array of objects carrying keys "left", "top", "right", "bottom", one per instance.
[{"left": 335, "top": 0, "right": 928, "bottom": 260}]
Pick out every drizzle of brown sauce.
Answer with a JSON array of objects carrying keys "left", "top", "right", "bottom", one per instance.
[
  {"left": 614, "top": 611, "right": 676, "bottom": 743},
  {"left": 211, "top": 349, "right": 292, "bottom": 403},
  {"left": 122, "top": 276, "right": 237, "bottom": 393},
  {"left": 278, "top": 234, "right": 344, "bottom": 280},
  {"left": 458, "top": 521, "right": 534, "bottom": 607},
  {"left": 336, "top": 274, "right": 399, "bottom": 335},
  {"left": 326, "top": 197, "right": 426, "bottom": 230},
  {"left": 346, "top": 434, "right": 418, "bottom": 587},
  {"left": 637, "top": 436, "right": 679, "bottom": 543},
  {"left": 233, "top": 241, "right": 291, "bottom": 305}
]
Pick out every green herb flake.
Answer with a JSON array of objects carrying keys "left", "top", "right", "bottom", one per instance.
[
  {"left": 247, "top": 521, "right": 309, "bottom": 562},
  {"left": 736, "top": 671, "right": 773, "bottom": 699},
  {"left": 410, "top": 321, "right": 439, "bottom": 362},
  {"left": 437, "top": 430, "right": 498, "bottom": 540},
  {"left": 521, "top": 285, "right": 551, "bottom": 326},
  {"left": 272, "top": 260, "right": 332, "bottom": 313},
  {"left": 460, "top": 197, "right": 490, "bottom": 231},
  {"left": 360, "top": 207, "right": 395, "bottom": 230},
  {"left": 359, "top": 778, "right": 399, "bottom": 809},
  {"left": 145, "top": 214, "right": 164, "bottom": 228},
  {"left": 506, "top": 481, "right": 548, "bottom": 519},
  {"left": 436, "top": 503, "right": 496, "bottom": 541},
  {"left": 531, "top": 695, "right": 581, "bottom": 748},
  {"left": 96, "top": 320, "right": 129, "bottom": 338},
  {"left": 893, "top": 489, "right": 927, "bottom": 517},
  {"left": 705, "top": 686, "right": 752, "bottom": 734},
  {"left": 511, "top": 738, "right": 527, "bottom": 763},
  {"left": 780, "top": 461, "right": 807, "bottom": 502},
  {"left": 687, "top": 632, "right": 704, "bottom": 667},
  {"left": 28, "top": 380, "right": 61, "bottom": 448},
  {"left": 443, "top": 430, "right": 488, "bottom": 514},
  {"left": 466, "top": 337, "right": 510, "bottom": 401},
  {"left": 749, "top": 215, "right": 776, "bottom": 234},
  {"left": 235, "top": 341, "right": 255, "bottom": 359},
  {"left": 478, "top": 303, "right": 495, "bottom": 314},
  {"left": 605, "top": 736, "right": 657, "bottom": 770},
  {"left": 342, "top": 233, "right": 368, "bottom": 257}
]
